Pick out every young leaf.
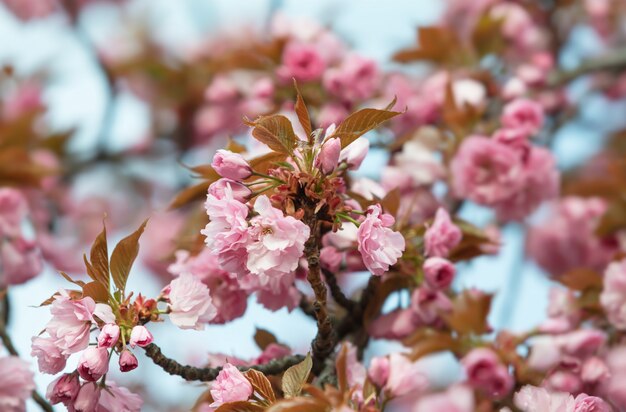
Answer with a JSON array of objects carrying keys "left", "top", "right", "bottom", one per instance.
[
  {"left": 248, "top": 152, "right": 288, "bottom": 175},
  {"left": 293, "top": 80, "right": 313, "bottom": 139},
  {"left": 59, "top": 271, "right": 86, "bottom": 287},
  {"left": 246, "top": 115, "right": 297, "bottom": 155},
  {"left": 88, "top": 223, "right": 109, "bottom": 290},
  {"left": 244, "top": 369, "right": 276, "bottom": 403},
  {"left": 215, "top": 402, "right": 264, "bottom": 412},
  {"left": 265, "top": 398, "right": 329, "bottom": 412},
  {"left": 254, "top": 328, "right": 278, "bottom": 350},
  {"left": 110, "top": 220, "right": 148, "bottom": 294},
  {"left": 169, "top": 181, "right": 211, "bottom": 210},
  {"left": 332, "top": 104, "right": 402, "bottom": 149},
  {"left": 443, "top": 291, "right": 493, "bottom": 335},
  {"left": 335, "top": 344, "right": 348, "bottom": 394},
  {"left": 82, "top": 281, "right": 109, "bottom": 303},
  {"left": 281, "top": 353, "right": 312, "bottom": 398}
]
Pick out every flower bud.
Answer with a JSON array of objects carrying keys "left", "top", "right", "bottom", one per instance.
[
  {"left": 46, "top": 373, "right": 80, "bottom": 405},
  {"left": 73, "top": 382, "right": 101, "bottom": 412},
  {"left": 368, "top": 356, "right": 390, "bottom": 388},
  {"left": 129, "top": 325, "right": 153, "bottom": 348},
  {"left": 97, "top": 324, "right": 120, "bottom": 349},
  {"left": 315, "top": 137, "right": 341, "bottom": 174},
  {"left": 77, "top": 347, "right": 109, "bottom": 382},
  {"left": 423, "top": 257, "right": 456, "bottom": 289},
  {"left": 208, "top": 178, "right": 252, "bottom": 202},
  {"left": 340, "top": 138, "right": 369, "bottom": 170},
  {"left": 119, "top": 350, "right": 139, "bottom": 372},
  {"left": 211, "top": 150, "right": 252, "bottom": 181}
]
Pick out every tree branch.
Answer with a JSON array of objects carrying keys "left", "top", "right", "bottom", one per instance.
[
  {"left": 548, "top": 48, "right": 626, "bottom": 86},
  {"left": 142, "top": 343, "right": 305, "bottom": 382},
  {"left": 322, "top": 268, "right": 356, "bottom": 312},
  {"left": 0, "top": 294, "right": 54, "bottom": 412}
]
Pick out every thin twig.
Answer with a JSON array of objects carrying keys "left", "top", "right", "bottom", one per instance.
[
  {"left": 548, "top": 48, "right": 626, "bottom": 86},
  {"left": 142, "top": 343, "right": 304, "bottom": 382},
  {"left": 322, "top": 268, "right": 356, "bottom": 312}
]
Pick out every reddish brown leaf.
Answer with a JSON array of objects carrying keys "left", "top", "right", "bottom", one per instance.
[
  {"left": 335, "top": 344, "right": 348, "bottom": 394},
  {"left": 59, "top": 271, "right": 86, "bottom": 287},
  {"left": 381, "top": 188, "right": 401, "bottom": 217},
  {"left": 254, "top": 328, "right": 278, "bottom": 350},
  {"left": 331, "top": 103, "right": 402, "bottom": 149},
  {"left": 110, "top": 219, "right": 148, "bottom": 294},
  {"left": 226, "top": 138, "right": 247, "bottom": 154},
  {"left": 215, "top": 402, "right": 265, "bottom": 412},
  {"left": 282, "top": 353, "right": 312, "bottom": 398},
  {"left": 246, "top": 115, "right": 297, "bottom": 155},
  {"left": 248, "top": 152, "right": 288, "bottom": 175},
  {"left": 443, "top": 291, "right": 493, "bottom": 335},
  {"left": 88, "top": 223, "right": 109, "bottom": 290},
  {"left": 266, "top": 397, "right": 329, "bottom": 412},
  {"left": 244, "top": 369, "right": 276, "bottom": 403},
  {"left": 557, "top": 268, "right": 603, "bottom": 291},
  {"left": 169, "top": 181, "right": 211, "bottom": 210},
  {"left": 393, "top": 26, "right": 464, "bottom": 65},
  {"left": 82, "top": 281, "right": 109, "bottom": 303},
  {"left": 293, "top": 80, "right": 313, "bottom": 139}
]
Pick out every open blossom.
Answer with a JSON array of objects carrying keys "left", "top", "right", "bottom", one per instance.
[
  {"left": 514, "top": 385, "right": 575, "bottom": 411},
  {"left": 129, "top": 325, "right": 153, "bottom": 348},
  {"left": 461, "top": 348, "right": 513, "bottom": 399},
  {"left": 208, "top": 178, "right": 252, "bottom": 202},
  {"left": 600, "top": 259, "right": 626, "bottom": 330},
  {"left": 77, "top": 347, "right": 109, "bottom": 381},
  {"left": 501, "top": 98, "right": 544, "bottom": 135},
  {"left": 424, "top": 208, "right": 462, "bottom": 257},
  {"left": 423, "top": 257, "right": 456, "bottom": 289},
  {"left": 413, "top": 385, "right": 475, "bottom": 412},
  {"left": 0, "top": 356, "right": 35, "bottom": 412},
  {"left": 45, "top": 292, "right": 95, "bottom": 355},
  {"left": 165, "top": 272, "right": 218, "bottom": 330},
  {"left": 323, "top": 55, "right": 380, "bottom": 101},
  {"left": 357, "top": 204, "right": 405, "bottom": 276},
  {"left": 210, "top": 363, "right": 253, "bottom": 408},
  {"left": 1, "top": 237, "right": 43, "bottom": 286},
  {"left": 47, "top": 373, "right": 80, "bottom": 406},
  {"left": 97, "top": 382, "right": 143, "bottom": 412},
  {"left": 31, "top": 336, "right": 67, "bottom": 374},
  {"left": 384, "top": 353, "right": 428, "bottom": 397},
  {"left": 0, "top": 188, "right": 27, "bottom": 237},
  {"left": 246, "top": 195, "right": 310, "bottom": 283},
  {"left": 278, "top": 42, "right": 326, "bottom": 82},
  {"left": 211, "top": 150, "right": 252, "bottom": 181},
  {"left": 73, "top": 382, "right": 101, "bottom": 412}
]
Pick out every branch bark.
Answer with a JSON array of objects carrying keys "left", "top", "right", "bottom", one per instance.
[
  {"left": 322, "top": 268, "right": 356, "bottom": 312},
  {"left": 143, "top": 343, "right": 304, "bottom": 381},
  {"left": 548, "top": 48, "right": 626, "bottom": 86}
]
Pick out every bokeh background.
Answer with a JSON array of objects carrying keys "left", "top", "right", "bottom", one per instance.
[{"left": 2, "top": 0, "right": 622, "bottom": 410}]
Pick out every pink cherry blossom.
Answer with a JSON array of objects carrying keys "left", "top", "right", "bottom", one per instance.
[
  {"left": 0, "top": 237, "right": 43, "bottom": 286},
  {"left": 31, "top": 336, "right": 67, "bottom": 374},
  {"left": 0, "top": 188, "right": 27, "bottom": 237},
  {"left": 73, "top": 382, "right": 101, "bottom": 412},
  {"left": 129, "top": 325, "right": 153, "bottom": 348},
  {"left": 97, "top": 381, "right": 143, "bottom": 412},
  {"left": 77, "top": 347, "right": 110, "bottom": 382},
  {"left": 277, "top": 42, "right": 326, "bottom": 82},
  {"left": 410, "top": 287, "right": 452, "bottom": 326},
  {"left": 315, "top": 137, "right": 341, "bottom": 174},
  {"left": 368, "top": 308, "right": 418, "bottom": 340},
  {"left": 368, "top": 356, "right": 390, "bottom": 388},
  {"left": 45, "top": 292, "right": 96, "bottom": 355},
  {"left": 384, "top": 353, "right": 428, "bottom": 397},
  {"left": 514, "top": 385, "right": 575, "bottom": 412},
  {"left": 413, "top": 385, "right": 475, "bottom": 412},
  {"left": 246, "top": 195, "right": 309, "bottom": 284},
  {"left": 210, "top": 363, "right": 253, "bottom": 408},
  {"left": 357, "top": 204, "right": 405, "bottom": 276},
  {"left": 573, "top": 394, "right": 612, "bottom": 412},
  {"left": 97, "top": 324, "right": 120, "bottom": 348},
  {"left": 254, "top": 343, "right": 292, "bottom": 365},
  {"left": 320, "top": 246, "right": 342, "bottom": 272},
  {"left": 211, "top": 150, "right": 252, "bottom": 181},
  {"left": 46, "top": 373, "right": 80, "bottom": 406},
  {"left": 340, "top": 138, "right": 369, "bottom": 171},
  {"left": 208, "top": 179, "right": 252, "bottom": 202},
  {"left": 119, "top": 350, "right": 138, "bottom": 372},
  {"left": 424, "top": 208, "right": 462, "bottom": 258},
  {"left": 461, "top": 348, "right": 513, "bottom": 399},
  {"left": 601, "top": 259, "right": 626, "bottom": 330},
  {"left": 501, "top": 98, "right": 545, "bottom": 135},
  {"left": 166, "top": 272, "right": 217, "bottom": 330},
  {"left": 0, "top": 356, "right": 35, "bottom": 412},
  {"left": 423, "top": 257, "right": 456, "bottom": 289},
  {"left": 323, "top": 55, "right": 380, "bottom": 102}
]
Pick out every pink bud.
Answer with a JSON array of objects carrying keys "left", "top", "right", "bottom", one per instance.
[
  {"left": 77, "top": 347, "right": 109, "bottom": 382},
  {"left": 368, "top": 356, "right": 390, "bottom": 388},
  {"left": 208, "top": 179, "right": 252, "bottom": 202},
  {"left": 573, "top": 394, "right": 612, "bottom": 412},
  {"left": 461, "top": 348, "right": 513, "bottom": 399},
  {"left": 581, "top": 357, "right": 610, "bottom": 384},
  {"left": 423, "top": 257, "right": 456, "bottom": 289},
  {"left": 501, "top": 98, "right": 544, "bottom": 135},
  {"left": 119, "top": 350, "right": 139, "bottom": 372},
  {"left": 97, "top": 324, "right": 120, "bottom": 349},
  {"left": 129, "top": 325, "right": 153, "bottom": 348},
  {"left": 424, "top": 208, "right": 462, "bottom": 258},
  {"left": 340, "top": 138, "right": 369, "bottom": 170},
  {"left": 211, "top": 150, "right": 252, "bottom": 181},
  {"left": 73, "top": 382, "right": 101, "bottom": 412},
  {"left": 315, "top": 137, "right": 341, "bottom": 174},
  {"left": 320, "top": 246, "right": 342, "bottom": 273},
  {"left": 46, "top": 373, "right": 80, "bottom": 406}
]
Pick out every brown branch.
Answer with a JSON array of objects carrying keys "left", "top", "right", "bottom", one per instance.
[
  {"left": 299, "top": 296, "right": 317, "bottom": 319},
  {"left": 303, "top": 214, "right": 336, "bottom": 374},
  {"left": 336, "top": 276, "right": 380, "bottom": 341},
  {"left": 548, "top": 48, "right": 626, "bottom": 87},
  {"left": 143, "top": 343, "right": 305, "bottom": 382},
  {"left": 0, "top": 294, "right": 54, "bottom": 412},
  {"left": 322, "top": 268, "right": 356, "bottom": 312}
]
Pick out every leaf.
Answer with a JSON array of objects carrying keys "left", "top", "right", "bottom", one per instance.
[
  {"left": 596, "top": 198, "right": 626, "bottom": 237},
  {"left": 403, "top": 329, "right": 456, "bottom": 361},
  {"left": 393, "top": 26, "right": 464, "bottom": 65},
  {"left": 331, "top": 103, "right": 402, "bottom": 149},
  {"left": 244, "top": 369, "right": 276, "bottom": 403},
  {"left": 281, "top": 353, "right": 312, "bottom": 398},
  {"left": 248, "top": 152, "right": 288, "bottom": 175},
  {"left": 557, "top": 268, "right": 603, "bottom": 291},
  {"left": 82, "top": 281, "right": 109, "bottom": 303},
  {"left": 110, "top": 219, "right": 148, "bottom": 293},
  {"left": 215, "top": 402, "right": 265, "bottom": 412},
  {"left": 191, "top": 389, "right": 214, "bottom": 412},
  {"left": 335, "top": 344, "right": 348, "bottom": 394},
  {"left": 363, "top": 276, "right": 414, "bottom": 326},
  {"left": 293, "top": 80, "right": 313, "bottom": 139},
  {"left": 266, "top": 397, "right": 329, "bottom": 412},
  {"left": 226, "top": 138, "right": 247, "bottom": 154},
  {"left": 169, "top": 181, "right": 211, "bottom": 210},
  {"left": 59, "top": 271, "right": 86, "bottom": 287},
  {"left": 443, "top": 291, "right": 493, "bottom": 335},
  {"left": 88, "top": 223, "right": 109, "bottom": 290},
  {"left": 246, "top": 115, "right": 297, "bottom": 155},
  {"left": 254, "top": 328, "right": 278, "bottom": 350},
  {"left": 380, "top": 188, "right": 401, "bottom": 216}
]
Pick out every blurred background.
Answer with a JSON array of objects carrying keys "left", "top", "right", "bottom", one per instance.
[{"left": 1, "top": 0, "right": 623, "bottom": 410}]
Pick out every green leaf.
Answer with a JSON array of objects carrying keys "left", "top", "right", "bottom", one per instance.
[
  {"left": 88, "top": 223, "right": 109, "bottom": 290},
  {"left": 110, "top": 219, "right": 148, "bottom": 294},
  {"left": 246, "top": 115, "right": 297, "bottom": 155},
  {"left": 331, "top": 103, "right": 402, "bottom": 148},
  {"left": 281, "top": 353, "right": 312, "bottom": 398}
]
